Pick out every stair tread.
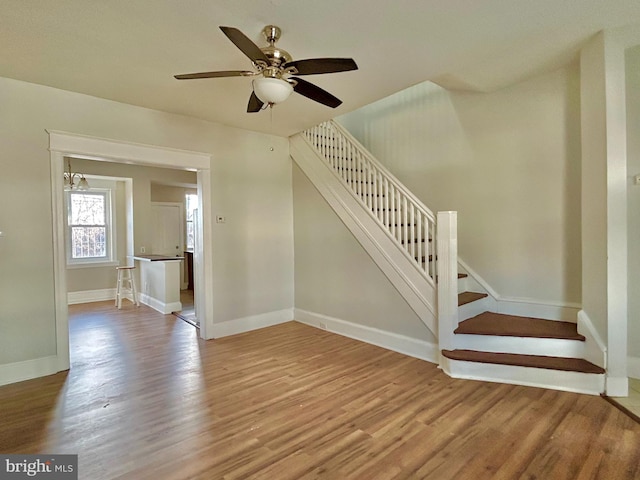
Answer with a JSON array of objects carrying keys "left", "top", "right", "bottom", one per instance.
[
  {"left": 441, "top": 349, "right": 605, "bottom": 374},
  {"left": 458, "top": 291, "right": 488, "bottom": 306},
  {"left": 455, "top": 312, "right": 585, "bottom": 340}
]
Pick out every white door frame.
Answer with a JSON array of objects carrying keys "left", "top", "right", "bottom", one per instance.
[{"left": 49, "top": 131, "right": 215, "bottom": 372}]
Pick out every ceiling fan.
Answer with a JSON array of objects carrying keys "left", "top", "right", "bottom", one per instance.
[{"left": 174, "top": 25, "right": 358, "bottom": 112}]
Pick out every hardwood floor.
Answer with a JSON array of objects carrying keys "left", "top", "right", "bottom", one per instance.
[{"left": 1, "top": 301, "right": 639, "bottom": 479}]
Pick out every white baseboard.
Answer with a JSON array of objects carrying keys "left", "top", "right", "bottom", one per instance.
[
  {"left": 139, "top": 293, "right": 181, "bottom": 315},
  {"left": 0, "top": 355, "right": 64, "bottom": 387},
  {"left": 294, "top": 309, "right": 439, "bottom": 363},
  {"left": 68, "top": 288, "right": 116, "bottom": 305},
  {"left": 211, "top": 308, "right": 293, "bottom": 338},
  {"left": 628, "top": 356, "right": 640, "bottom": 380}
]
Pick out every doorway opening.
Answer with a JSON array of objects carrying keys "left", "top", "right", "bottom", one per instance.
[
  {"left": 149, "top": 188, "right": 200, "bottom": 328},
  {"left": 175, "top": 192, "right": 199, "bottom": 327},
  {"left": 49, "top": 131, "right": 213, "bottom": 373}
]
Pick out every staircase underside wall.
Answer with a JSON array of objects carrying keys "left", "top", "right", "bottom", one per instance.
[{"left": 291, "top": 140, "right": 437, "bottom": 342}]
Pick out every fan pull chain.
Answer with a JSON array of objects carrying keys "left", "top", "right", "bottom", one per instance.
[{"left": 269, "top": 104, "right": 274, "bottom": 151}]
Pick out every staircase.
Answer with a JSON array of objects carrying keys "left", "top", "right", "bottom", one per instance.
[
  {"left": 440, "top": 271, "right": 605, "bottom": 394},
  {"left": 292, "top": 120, "right": 605, "bottom": 395}
]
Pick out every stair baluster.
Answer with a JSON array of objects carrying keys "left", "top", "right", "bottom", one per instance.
[{"left": 303, "top": 120, "right": 440, "bottom": 286}]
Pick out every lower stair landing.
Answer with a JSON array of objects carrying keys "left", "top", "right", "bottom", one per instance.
[{"left": 441, "top": 308, "right": 606, "bottom": 395}]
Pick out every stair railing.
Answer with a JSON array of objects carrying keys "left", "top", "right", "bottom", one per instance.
[
  {"left": 302, "top": 120, "right": 458, "bottom": 348},
  {"left": 303, "top": 120, "right": 437, "bottom": 283}
]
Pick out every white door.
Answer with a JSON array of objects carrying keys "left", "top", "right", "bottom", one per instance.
[{"left": 151, "top": 203, "right": 183, "bottom": 257}]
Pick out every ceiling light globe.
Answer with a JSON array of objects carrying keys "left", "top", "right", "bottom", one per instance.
[
  {"left": 253, "top": 77, "right": 293, "bottom": 105},
  {"left": 77, "top": 176, "right": 90, "bottom": 191}
]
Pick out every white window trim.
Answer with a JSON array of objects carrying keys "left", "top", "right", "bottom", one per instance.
[{"left": 65, "top": 180, "right": 118, "bottom": 267}]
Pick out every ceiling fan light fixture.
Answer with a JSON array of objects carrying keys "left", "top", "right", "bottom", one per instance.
[{"left": 252, "top": 77, "right": 293, "bottom": 105}]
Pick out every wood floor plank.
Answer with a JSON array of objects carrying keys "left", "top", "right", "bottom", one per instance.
[{"left": 0, "top": 301, "right": 638, "bottom": 479}]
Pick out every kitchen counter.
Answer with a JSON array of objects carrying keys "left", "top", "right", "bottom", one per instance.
[
  {"left": 133, "top": 254, "right": 184, "bottom": 262},
  {"left": 133, "top": 255, "right": 183, "bottom": 314}
]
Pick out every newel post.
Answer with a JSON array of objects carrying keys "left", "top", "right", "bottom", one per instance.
[{"left": 436, "top": 211, "right": 458, "bottom": 352}]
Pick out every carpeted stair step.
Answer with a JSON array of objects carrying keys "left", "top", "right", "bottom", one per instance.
[
  {"left": 455, "top": 312, "right": 585, "bottom": 340},
  {"left": 458, "top": 291, "right": 488, "bottom": 306},
  {"left": 441, "top": 349, "right": 605, "bottom": 374}
]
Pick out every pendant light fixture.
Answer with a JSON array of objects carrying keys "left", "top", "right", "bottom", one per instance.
[{"left": 63, "top": 158, "right": 90, "bottom": 191}]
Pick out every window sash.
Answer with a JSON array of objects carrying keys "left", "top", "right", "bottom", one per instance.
[
  {"left": 66, "top": 189, "right": 114, "bottom": 264},
  {"left": 185, "top": 193, "right": 198, "bottom": 250}
]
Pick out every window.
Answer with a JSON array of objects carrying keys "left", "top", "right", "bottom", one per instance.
[
  {"left": 185, "top": 193, "right": 198, "bottom": 250},
  {"left": 66, "top": 189, "right": 115, "bottom": 265}
]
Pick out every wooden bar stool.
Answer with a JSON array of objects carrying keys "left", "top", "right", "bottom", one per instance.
[{"left": 115, "top": 266, "right": 140, "bottom": 309}]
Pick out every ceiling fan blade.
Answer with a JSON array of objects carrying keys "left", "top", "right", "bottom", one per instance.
[
  {"left": 247, "top": 91, "right": 264, "bottom": 113},
  {"left": 284, "top": 58, "right": 358, "bottom": 76},
  {"left": 292, "top": 78, "right": 342, "bottom": 108},
  {"left": 219, "top": 26, "right": 270, "bottom": 64},
  {"left": 174, "top": 70, "right": 254, "bottom": 80}
]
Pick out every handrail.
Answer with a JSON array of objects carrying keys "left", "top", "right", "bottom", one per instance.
[{"left": 303, "top": 120, "right": 437, "bottom": 284}]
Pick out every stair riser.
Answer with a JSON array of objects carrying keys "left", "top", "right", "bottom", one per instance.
[
  {"left": 458, "top": 296, "right": 492, "bottom": 322},
  {"left": 452, "top": 334, "right": 586, "bottom": 359},
  {"left": 440, "top": 357, "right": 605, "bottom": 395},
  {"left": 457, "top": 276, "right": 469, "bottom": 295}
]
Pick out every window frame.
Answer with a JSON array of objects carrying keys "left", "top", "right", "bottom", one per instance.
[
  {"left": 65, "top": 186, "right": 117, "bottom": 268},
  {"left": 185, "top": 193, "right": 198, "bottom": 251}
]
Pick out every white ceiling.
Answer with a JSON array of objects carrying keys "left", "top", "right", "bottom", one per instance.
[{"left": 1, "top": 0, "right": 639, "bottom": 137}]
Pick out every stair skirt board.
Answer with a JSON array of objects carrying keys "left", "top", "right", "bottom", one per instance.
[{"left": 440, "top": 356, "right": 605, "bottom": 395}]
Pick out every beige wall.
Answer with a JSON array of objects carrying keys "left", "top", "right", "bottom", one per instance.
[
  {"left": 150, "top": 184, "right": 196, "bottom": 204},
  {"left": 0, "top": 76, "right": 293, "bottom": 366},
  {"left": 338, "top": 65, "right": 582, "bottom": 306},
  {"left": 293, "top": 164, "right": 435, "bottom": 342}
]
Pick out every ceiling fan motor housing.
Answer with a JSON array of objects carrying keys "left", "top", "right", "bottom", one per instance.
[{"left": 260, "top": 25, "right": 292, "bottom": 68}]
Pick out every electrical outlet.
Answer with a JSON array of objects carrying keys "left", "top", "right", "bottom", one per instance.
[
  {"left": 140, "top": 246, "right": 146, "bottom": 253},
  {"left": 216, "top": 215, "right": 226, "bottom": 223},
  {"left": 319, "top": 322, "right": 327, "bottom": 330}
]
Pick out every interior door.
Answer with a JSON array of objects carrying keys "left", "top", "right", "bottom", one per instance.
[{"left": 151, "top": 203, "right": 183, "bottom": 257}]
